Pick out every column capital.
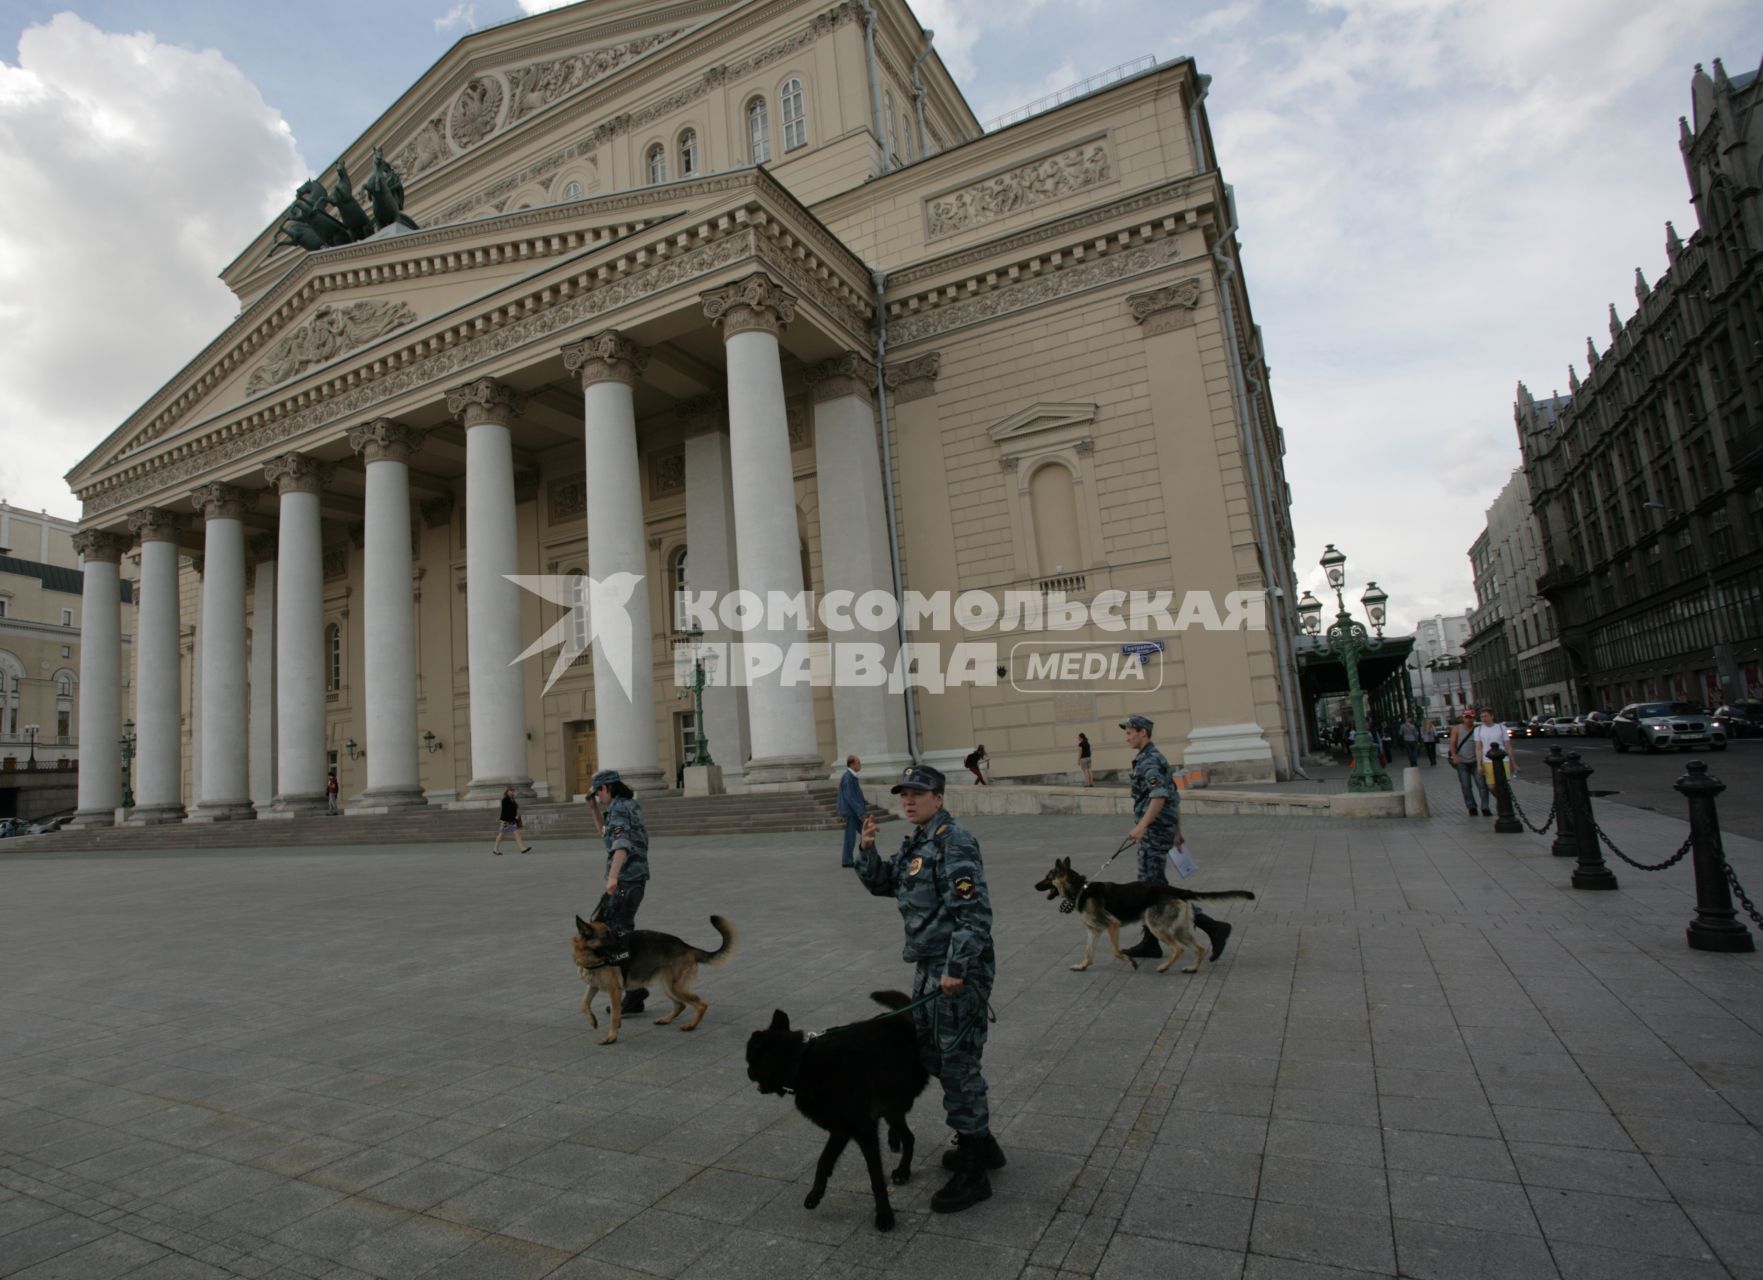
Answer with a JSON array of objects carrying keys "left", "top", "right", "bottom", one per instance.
[
  {"left": 562, "top": 331, "right": 649, "bottom": 388},
  {"left": 1126, "top": 277, "right": 1203, "bottom": 335},
  {"left": 701, "top": 271, "right": 797, "bottom": 338},
  {"left": 72, "top": 529, "right": 129, "bottom": 563},
  {"left": 805, "top": 352, "right": 879, "bottom": 404},
  {"left": 127, "top": 507, "right": 186, "bottom": 545},
  {"left": 192, "top": 483, "right": 251, "bottom": 521},
  {"left": 446, "top": 376, "right": 525, "bottom": 427},
  {"left": 348, "top": 418, "right": 428, "bottom": 463},
  {"left": 883, "top": 353, "right": 942, "bottom": 403},
  {"left": 264, "top": 452, "right": 333, "bottom": 495}
]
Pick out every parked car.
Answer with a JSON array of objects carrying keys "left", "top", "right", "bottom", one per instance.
[
  {"left": 26, "top": 814, "right": 73, "bottom": 835},
  {"left": 1611, "top": 702, "right": 1728, "bottom": 754},
  {"left": 1711, "top": 702, "right": 1763, "bottom": 739},
  {"left": 0, "top": 817, "right": 30, "bottom": 839},
  {"left": 1542, "top": 716, "right": 1581, "bottom": 736},
  {"left": 1580, "top": 712, "right": 1613, "bottom": 737}
]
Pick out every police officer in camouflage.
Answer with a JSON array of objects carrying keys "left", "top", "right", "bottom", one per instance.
[
  {"left": 854, "top": 764, "right": 1002, "bottom": 1214},
  {"left": 589, "top": 769, "right": 652, "bottom": 1013},
  {"left": 1120, "top": 715, "right": 1233, "bottom": 961}
]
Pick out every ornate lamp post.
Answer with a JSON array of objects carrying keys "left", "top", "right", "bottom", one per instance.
[
  {"left": 1298, "top": 545, "right": 1393, "bottom": 792},
  {"left": 683, "top": 627, "right": 715, "bottom": 767},
  {"left": 24, "top": 723, "right": 40, "bottom": 770},
  {"left": 119, "top": 719, "right": 137, "bottom": 810}
]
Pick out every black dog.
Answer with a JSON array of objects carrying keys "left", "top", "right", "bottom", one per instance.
[{"left": 745, "top": 990, "right": 929, "bottom": 1231}]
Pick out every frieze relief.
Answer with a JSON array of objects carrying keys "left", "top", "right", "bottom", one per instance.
[
  {"left": 650, "top": 449, "right": 685, "bottom": 498},
  {"left": 506, "top": 33, "right": 679, "bottom": 124},
  {"left": 246, "top": 300, "right": 418, "bottom": 395},
  {"left": 450, "top": 76, "right": 505, "bottom": 149},
  {"left": 549, "top": 473, "right": 587, "bottom": 524},
  {"left": 925, "top": 138, "right": 1114, "bottom": 240},
  {"left": 392, "top": 113, "right": 452, "bottom": 180}
]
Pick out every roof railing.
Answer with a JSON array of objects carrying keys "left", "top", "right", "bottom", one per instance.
[{"left": 980, "top": 56, "right": 1159, "bottom": 133}]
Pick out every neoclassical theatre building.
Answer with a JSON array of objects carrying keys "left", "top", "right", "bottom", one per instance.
[{"left": 66, "top": 0, "right": 1301, "bottom": 824}]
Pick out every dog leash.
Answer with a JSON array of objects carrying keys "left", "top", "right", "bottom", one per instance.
[{"left": 1060, "top": 838, "right": 1136, "bottom": 913}]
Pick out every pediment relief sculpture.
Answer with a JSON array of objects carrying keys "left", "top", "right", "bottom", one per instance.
[
  {"left": 450, "top": 76, "right": 506, "bottom": 149},
  {"left": 925, "top": 139, "right": 1114, "bottom": 240},
  {"left": 246, "top": 300, "right": 418, "bottom": 395},
  {"left": 506, "top": 32, "right": 680, "bottom": 125}
]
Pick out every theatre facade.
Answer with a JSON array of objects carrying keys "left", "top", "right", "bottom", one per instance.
[{"left": 65, "top": 0, "right": 1301, "bottom": 824}]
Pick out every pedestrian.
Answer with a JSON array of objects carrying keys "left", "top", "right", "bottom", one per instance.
[
  {"left": 493, "top": 784, "right": 532, "bottom": 856},
  {"left": 1077, "top": 733, "right": 1094, "bottom": 787},
  {"left": 836, "top": 754, "right": 866, "bottom": 868},
  {"left": 325, "top": 770, "right": 339, "bottom": 816},
  {"left": 1472, "top": 707, "right": 1516, "bottom": 798},
  {"left": 854, "top": 764, "right": 1000, "bottom": 1214},
  {"left": 588, "top": 769, "right": 651, "bottom": 1013},
  {"left": 1399, "top": 717, "right": 1420, "bottom": 767},
  {"left": 1118, "top": 714, "right": 1232, "bottom": 961},
  {"left": 963, "top": 744, "right": 988, "bottom": 785},
  {"left": 1448, "top": 709, "right": 1490, "bottom": 816},
  {"left": 1422, "top": 720, "right": 1439, "bottom": 766}
]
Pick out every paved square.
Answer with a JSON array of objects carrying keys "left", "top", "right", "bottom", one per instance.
[{"left": 3, "top": 767, "right": 1761, "bottom": 1278}]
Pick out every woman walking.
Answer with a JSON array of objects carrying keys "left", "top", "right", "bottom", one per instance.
[
  {"left": 1077, "top": 733, "right": 1094, "bottom": 787},
  {"left": 964, "top": 744, "right": 989, "bottom": 785},
  {"left": 493, "top": 784, "right": 532, "bottom": 855}
]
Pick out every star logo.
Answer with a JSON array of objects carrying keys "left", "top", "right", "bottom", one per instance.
[{"left": 506, "top": 572, "right": 644, "bottom": 698}]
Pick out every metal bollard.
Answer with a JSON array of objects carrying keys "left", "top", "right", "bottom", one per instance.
[
  {"left": 1677, "top": 761, "right": 1755, "bottom": 953},
  {"left": 1488, "top": 744, "right": 1522, "bottom": 834},
  {"left": 1561, "top": 752, "right": 1618, "bottom": 890},
  {"left": 1544, "top": 745, "right": 1576, "bottom": 857}
]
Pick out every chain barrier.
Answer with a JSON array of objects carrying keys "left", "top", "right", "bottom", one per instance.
[
  {"left": 1593, "top": 823, "right": 1693, "bottom": 873},
  {"left": 1504, "top": 786, "right": 1555, "bottom": 836},
  {"left": 1718, "top": 837, "right": 1763, "bottom": 930}
]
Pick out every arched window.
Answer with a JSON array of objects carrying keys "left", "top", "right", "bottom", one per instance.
[
  {"left": 747, "top": 97, "right": 770, "bottom": 164},
  {"left": 668, "top": 547, "right": 689, "bottom": 631},
  {"left": 780, "top": 77, "right": 806, "bottom": 150},
  {"left": 1028, "top": 462, "right": 1083, "bottom": 575},
  {"left": 646, "top": 143, "right": 666, "bottom": 184},
  {"left": 55, "top": 673, "right": 73, "bottom": 698},
  {"left": 325, "top": 623, "right": 342, "bottom": 696},
  {"left": 678, "top": 128, "right": 700, "bottom": 177},
  {"left": 561, "top": 179, "right": 583, "bottom": 200},
  {"left": 568, "top": 572, "right": 590, "bottom": 654}
]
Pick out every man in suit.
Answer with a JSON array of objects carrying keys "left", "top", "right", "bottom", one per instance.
[{"left": 837, "top": 754, "right": 866, "bottom": 868}]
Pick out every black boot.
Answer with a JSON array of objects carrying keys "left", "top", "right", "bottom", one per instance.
[
  {"left": 1121, "top": 928, "right": 1162, "bottom": 959},
  {"left": 1194, "top": 914, "right": 1232, "bottom": 962},
  {"left": 930, "top": 1133, "right": 994, "bottom": 1213},
  {"left": 620, "top": 987, "right": 648, "bottom": 1014},
  {"left": 941, "top": 1131, "right": 1007, "bottom": 1171}
]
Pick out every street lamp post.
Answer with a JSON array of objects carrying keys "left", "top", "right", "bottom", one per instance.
[
  {"left": 1298, "top": 545, "right": 1393, "bottom": 793},
  {"left": 119, "top": 719, "right": 136, "bottom": 811},
  {"left": 681, "top": 627, "right": 715, "bottom": 767},
  {"left": 24, "top": 723, "right": 40, "bottom": 770}
]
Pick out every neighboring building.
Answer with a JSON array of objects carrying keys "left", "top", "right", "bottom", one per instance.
[
  {"left": 1466, "top": 469, "right": 1572, "bottom": 719},
  {"left": 1407, "top": 611, "right": 1473, "bottom": 724},
  {"left": 1519, "top": 57, "right": 1763, "bottom": 713},
  {"left": 65, "top": 0, "right": 1302, "bottom": 828},
  {"left": 0, "top": 500, "right": 134, "bottom": 775}
]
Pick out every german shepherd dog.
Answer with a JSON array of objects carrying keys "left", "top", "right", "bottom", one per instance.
[
  {"left": 1035, "top": 857, "right": 1255, "bottom": 973},
  {"left": 745, "top": 991, "right": 929, "bottom": 1232},
  {"left": 572, "top": 915, "right": 737, "bottom": 1044}
]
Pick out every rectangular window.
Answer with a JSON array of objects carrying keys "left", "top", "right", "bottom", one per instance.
[
  {"left": 0, "top": 600, "right": 7, "bottom": 618},
  {"left": 61, "top": 608, "right": 72, "bottom": 625},
  {"left": 781, "top": 78, "right": 807, "bottom": 150},
  {"left": 57, "top": 710, "right": 70, "bottom": 742},
  {"left": 61, "top": 646, "right": 70, "bottom": 659}
]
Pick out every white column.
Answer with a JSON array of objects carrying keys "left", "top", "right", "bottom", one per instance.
[
  {"left": 807, "top": 354, "right": 910, "bottom": 770},
  {"left": 682, "top": 403, "right": 751, "bottom": 788},
  {"left": 347, "top": 421, "right": 427, "bottom": 809},
  {"left": 70, "top": 530, "right": 129, "bottom": 826},
  {"left": 448, "top": 379, "right": 534, "bottom": 802},
  {"left": 125, "top": 508, "right": 185, "bottom": 823},
  {"left": 561, "top": 333, "right": 664, "bottom": 793},
  {"left": 702, "top": 273, "right": 822, "bottom": 785},
  {"left": 247, "top": 537, "right": 277, "bottom": 811},
  {"left": 265, "top": 454, "right": 332, "bottom": 814},
  {"left": 191, "top": 483, "right": 255, "bottom": 821}
]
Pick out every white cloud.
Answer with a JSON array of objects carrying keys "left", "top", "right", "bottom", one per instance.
[
  {"left": 1191, "top": 0, "right": 1260, "bottom": 37},
  {"left": 434, "top": 3, "right": 478, "bottom": 33},
  {"left": 0, "top": 14, "right": 305, "bottom": 518},
  {"left": 516, "top": 0, "right": 580, "bottom": 14}
]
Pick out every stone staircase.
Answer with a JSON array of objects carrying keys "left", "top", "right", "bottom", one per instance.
[{"left": 7, "top": 788, "right": 887, "bottom": 854}]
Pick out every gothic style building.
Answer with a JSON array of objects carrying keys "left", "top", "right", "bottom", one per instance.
[
  {"left": 1518, "top": 57, "right": 1763, "bottom": 715},
  {"left": 66, "top": 0, "right": 1300, "bottom": 825}
]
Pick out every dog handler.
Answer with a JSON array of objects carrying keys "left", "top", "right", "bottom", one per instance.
[
  {"left": 1120, "top": 714, "right": 1232, "bottom": 961},
  {"left": 589, "top": 769, "right": 651, "bottom": 1014},
  {"left": 854, "top": 764, "right": 1002, "bottom": 1214}
]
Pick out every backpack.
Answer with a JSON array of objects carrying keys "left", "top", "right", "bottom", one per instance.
[{"left": 963, "top": 751, "right": 978, "bottom": 769}]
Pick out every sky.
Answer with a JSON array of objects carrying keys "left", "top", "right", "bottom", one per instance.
[{"left": 2, "top": 0, "right": 1760, "bottom": 632}]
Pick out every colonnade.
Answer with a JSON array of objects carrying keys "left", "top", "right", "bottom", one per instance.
[{"left": 70, "top": 272, "right": 909, "bottom": 824}]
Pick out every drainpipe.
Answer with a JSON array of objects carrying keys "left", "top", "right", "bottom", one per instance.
[
  {"left": 872, "top": 268, "right": 920, "bottom": 760},
  {"left": 859, "top": 0, "right": 890, "bottom": 173},
  {"left": 1189, "top": 76, "right": 1310, "bottom": 779},
  {"left": 911, "top": 29, "right": 936, "bottom": 159}
]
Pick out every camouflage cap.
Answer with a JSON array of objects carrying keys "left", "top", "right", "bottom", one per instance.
[
  {"left": 589, "top": 769, "right": 622, "bottom": 790},
  {"left": 1119, "top": 714, "right": 1154, "bottom": 732},
  {"left": 889, "top": 764, "right": 947, "bottom": 794}
]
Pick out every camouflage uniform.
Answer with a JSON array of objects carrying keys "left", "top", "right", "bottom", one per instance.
[
  {"left": 855, "top": 810, "right": 994, "bottom": 1136},
  {"left": 1129, "top": 741, "right": 1180, "bottom": 885},
  {"left": 601, "top": 794, "right": 650, "bottom": 938}
]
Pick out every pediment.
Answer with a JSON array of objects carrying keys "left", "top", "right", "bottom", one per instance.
[{"left": 987, "top": 402, "right": 1098, "bottom": 447}]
